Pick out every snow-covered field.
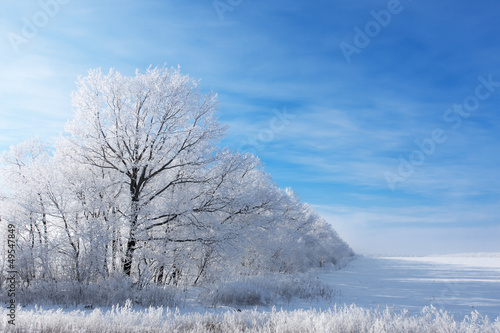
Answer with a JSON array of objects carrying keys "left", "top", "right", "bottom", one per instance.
[
  {"left": 323, "top": 254, "right": 500, "bottom": 320},
  {"left": 2, "top": 255, "right": 500, "bottom": 332}
]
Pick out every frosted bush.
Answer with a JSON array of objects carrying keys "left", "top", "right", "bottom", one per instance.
[
  {"left": 1, "top": 304, "right": 500, "bottom": 332},
  {"left": 198, "top": 281, "right": 272, "bottom": 307},
  {"left": 11, "top": 276, "right": 181, "bottom": 308},
  {"left": 198, "top": 273, "right": 337, "bottom": 308},
  {"left": 260, "top": 274, "right": 337, "bottom": 304}
]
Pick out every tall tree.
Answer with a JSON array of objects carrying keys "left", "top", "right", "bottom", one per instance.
[{"left": 65, "top": 66, "right": 227, "bottom": 276}]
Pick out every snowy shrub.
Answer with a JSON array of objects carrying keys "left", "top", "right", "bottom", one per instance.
[
  {"left": 268, "top": 275, "right": 337, "bottom": 304},
  {"left": 198, "top": 281, "right": 272, "bottom": 307},
  {"left": 13, "top": 276, "right": 181, "bottom": 308},
  {"left": 249, "top": 274, "right": 337, "bottom": 305},
  {"left": 198, "top": 273, "right": 336, "bottom": 308}
]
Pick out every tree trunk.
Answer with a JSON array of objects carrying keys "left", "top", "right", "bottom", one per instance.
[
  {"left": 123, "top": 180, "right": 140, "bottom": 276},
  {"left": 123, "top": 234, "right": 136, "bottom": 276},
  {"left": 112, "top": 228, "right": 118, "bottom": 272}
]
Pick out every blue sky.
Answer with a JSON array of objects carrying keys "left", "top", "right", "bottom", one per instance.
[{"left": 1, "top": 0, "right": 499, "bottom": 255}]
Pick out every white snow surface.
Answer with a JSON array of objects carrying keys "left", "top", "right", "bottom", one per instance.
[{"left": 323, "top": 255, "right": 500, "bottom": 319}]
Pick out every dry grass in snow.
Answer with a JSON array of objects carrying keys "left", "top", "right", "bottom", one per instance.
[{"left": 2, "top": 302, "right": 500, "bottom": 333}]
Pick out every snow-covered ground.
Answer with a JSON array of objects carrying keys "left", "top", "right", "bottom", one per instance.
[
  {"left": 2, "top": 254, "right": 500, "bottom": 332},
  {"left": 323, "top": 254, "right": 500, "bottom": 320}
]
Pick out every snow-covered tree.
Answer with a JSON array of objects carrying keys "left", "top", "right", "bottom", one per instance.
[
  {"left": 65, "top": 67, "right": 235, "bottom": 276},
  {"left": 0, "top": 66, "right": 353, "bottom": 294}
]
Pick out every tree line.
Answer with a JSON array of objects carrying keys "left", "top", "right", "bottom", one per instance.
[{"left": 0, "top": 67, "right": 353, "bottom": 290}]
